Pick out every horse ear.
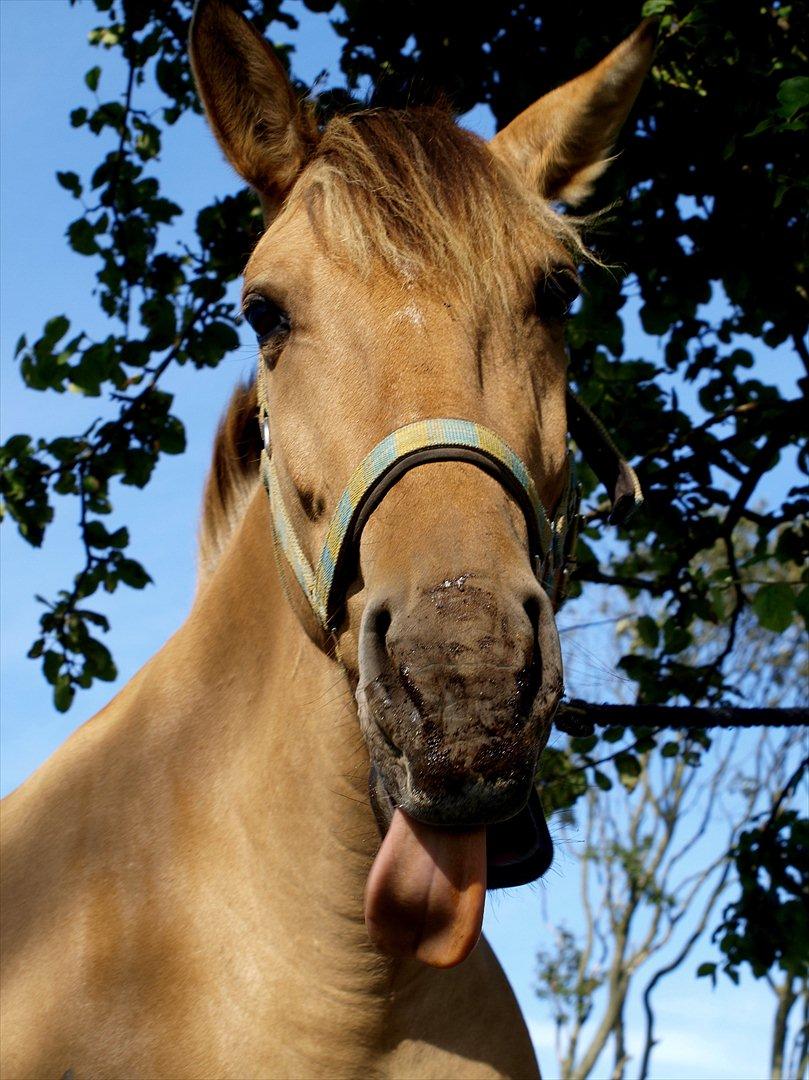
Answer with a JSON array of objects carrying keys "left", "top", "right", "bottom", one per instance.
[
  {"left": 489, "top": 20, "right": 657, "bottom": 206},
  {"left": 189, "top": 0, "right": 318, "bottom": 221}
]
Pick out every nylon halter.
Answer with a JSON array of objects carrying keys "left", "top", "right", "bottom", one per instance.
[{"left": 259, "top": 414, "right": 590, "bottom": 635}]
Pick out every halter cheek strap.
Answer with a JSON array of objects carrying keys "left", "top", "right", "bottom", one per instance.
[
  {"left": 260, "top": 418, "right": 580, "bottom": 631},
  {"left": 259, "top": 401, "right": 643, "bottom": 635}
]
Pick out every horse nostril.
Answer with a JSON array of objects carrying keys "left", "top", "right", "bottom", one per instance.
[
  {"left": 522, "top": 595, "right": 541, "bottom": 644},
  {"left": 519, "top": 593, "right": 543, "bottom": 700},
  {"left": 359, "top": 601, "right": 393, "bottom": 684},
  {"left": 373, "top": 606, "right": 392, "bottom": 647}
]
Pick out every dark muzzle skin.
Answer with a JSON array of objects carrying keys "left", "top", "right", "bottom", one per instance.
[{"left": 356, "top": 572, "right": 563, "bottom": 828}]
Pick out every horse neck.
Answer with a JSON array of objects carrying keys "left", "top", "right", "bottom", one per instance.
[{"left": 172, "top": 488, "right": 384, "bottom": 978}]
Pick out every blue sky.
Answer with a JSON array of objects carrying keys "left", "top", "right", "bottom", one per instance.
[{"left": 1, "top": 3, "right": 802, "bottom": 1077}]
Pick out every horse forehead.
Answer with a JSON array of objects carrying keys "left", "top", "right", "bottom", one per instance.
[
  {"left": 390, "top": 303, "right": 427, "bottom": 329},
  {"left": 243, "top": 214, "right": 457, "bottom": 333},
  {"left": 243, "top": 209, "right": 319, "bottom": 289},
  {"left": 239, "top": 192, "right": 558, "bottom": 358}
]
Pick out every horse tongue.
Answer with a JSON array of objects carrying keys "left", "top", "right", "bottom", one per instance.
[{"left": 364, "top": 808, "right": 486, "bottom": 968}]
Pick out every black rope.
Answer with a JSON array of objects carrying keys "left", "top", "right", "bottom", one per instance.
[{"left": 555, "top": 700, "right": 809, "bottom": 738}]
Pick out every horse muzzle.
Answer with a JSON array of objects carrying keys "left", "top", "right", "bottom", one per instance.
[{"left": 357, "top": 575, "right": 561, "bottom": 871}]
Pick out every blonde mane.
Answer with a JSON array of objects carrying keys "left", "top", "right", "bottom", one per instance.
[{"left": 198, "top": 107, "right": 590, "bottom": 579}]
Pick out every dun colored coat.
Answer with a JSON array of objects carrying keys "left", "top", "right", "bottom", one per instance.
[{"left": 1, "top": 4, "right": 654, "bottom": 1076}]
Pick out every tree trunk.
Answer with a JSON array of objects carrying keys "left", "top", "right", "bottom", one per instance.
[
  {"left": 770, "top": 976, "right": 797, "bottom": 1080},
  {"left": 611, "top": 1004, "right": 627, "bottom": 1079}
]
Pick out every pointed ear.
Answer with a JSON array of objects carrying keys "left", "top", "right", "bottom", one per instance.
[
  {"left": 489, "top": 20, "right": 657, "bottom": 206},
  {"left": 189, "top": 0, "right": 318, "bottom": 221}
]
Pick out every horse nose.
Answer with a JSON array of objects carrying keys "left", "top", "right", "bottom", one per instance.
[
  {"left": 362, "top": 575, "right": 560, "bottom": 689},
  {"left": 357, "top": 575, "right": 562, "bottom": 824}
]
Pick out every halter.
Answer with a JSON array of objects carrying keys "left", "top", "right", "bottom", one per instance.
[{"left": 258, "top": 392, "right": 642, "bottom": 636}]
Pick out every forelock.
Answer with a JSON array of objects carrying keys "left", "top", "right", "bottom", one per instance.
[{"left": 283, "top": 107, "right": 589, "bottom": 307}]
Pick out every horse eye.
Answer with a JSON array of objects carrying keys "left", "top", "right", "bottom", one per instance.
[
  {"left": 243, "top": 296, "right": 290, "bottom": 341},
  {"left": 536, "top": 269, "right": 581, "bottom": 321}
]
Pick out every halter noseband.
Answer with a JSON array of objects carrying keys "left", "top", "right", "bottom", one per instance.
[{"left": 259, "top": 395, "right": 641, "bottom": 636}]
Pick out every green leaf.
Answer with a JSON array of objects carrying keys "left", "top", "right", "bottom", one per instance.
[
  {"left": 84, "top": 520, "right": 111, "bottom": 549},
  {"left": 639, "top": 302, "right": 673, "bottom": 337},
  {"left": 615, "top": 753, "right": 642, "bottom": 791},
  {"left": 140, "top": 296, "right": 176, "bottom": 349},
  {"left": 134, "top": 124, "right": 161, "bottom": 161},
  {"left": 43, "top": 315, "right": 70, "bottom": 344},
  {"left": 84, "top": 66, "right": 101, "bottom": 92},
  {"left": 54, "top": 678, "right": 75, "bottom": 713},
  {"left": 81, "top": 610, "right": 110, "bottom": 631},
  {"left": 158, "top": 417, "right": 186, "bottom": 455},
  {"left": 697, "top": 962, "right": 716, "bottom": 978},
  {"left": 108, "top": 526, "right": 129, "bottom": 548},
  {"left": 602, "top": 726, "right": 626, "bottom": 744},
  {"left": 4, "top": 433, "right": 32, "bottom": 456},
  {"left": 663, "top": 622, "right": 691, "bottom": 654},
  {"left": 43, "top": 650, "right": 63, "bottom": 684},
  {"left": 795, "top": 586, "right": 809, "bottom": 630},
  {"left": 637, "top": 615, "right": 659, "bottom": 649},
  {"left": 192, "top": 321, "right": 241, "bottom": 367},
  {"left": 593, "top": 769, "right": 612, "bottom": 792},
  {"left": 83, "top": 638, "right": 116, "bottom": 680},
  {"left": 571, "top": 734, "right": 598, "bottom": 754},
  {"left": 777, "top": 76, "right": 809, "bottom": 120},
  {"left": 56, "top": 171, "right": 82, "bottom": 197},
  {"left": 117, "top": 557, "right": 152, "bottom": 589},
  {"left": 67, "top": 218, "right": 99, "bottom": 256},
  {"left": 752, "top": 583, "right": 796, "bottom": 633},
  {"left": 641, "top": 0, "right": 670, "bottom": 15}
]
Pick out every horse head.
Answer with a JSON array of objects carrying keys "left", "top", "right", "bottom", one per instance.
[{"left": 190, "top": 0, "right": 653, "bottom": 968}]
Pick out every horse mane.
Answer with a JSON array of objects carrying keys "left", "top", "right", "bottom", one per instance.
[
  {"left": 197, "top": 378, "right": 262, "bottom": 583},
  {"left": 198, "top": 107, "right": 591, "bottom": 579},
  {"left": 291, "top": 106, "right": 591, "bottom": 308}
]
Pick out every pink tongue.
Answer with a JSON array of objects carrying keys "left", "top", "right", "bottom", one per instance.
[{"left": 364, "top": 808, "right": 486, "bottom": 968}]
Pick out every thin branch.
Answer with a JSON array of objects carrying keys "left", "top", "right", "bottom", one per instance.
[
  {"left": 637, "top": 854, "right": 734, "bottom": 1079},
  {"left": 792, "top": 331, "right": 809, "bottom": 377},
  {"left": 635, "top": 401, "right": 764, "bottom": 469},
  {"left": 556, "top": 702, "right": 809, "bottom": 733},
  {"left": 722, "top": 431, "right": 794, "bottom": 539},
  {"left": 573, "top": 568, "right": 670, "bottom": 597},
  {"left": 767, "top": 754, "right": 809, "bottom": 824},
  {"left": 712, "top": 534, "right": 745, "bottom": 672}
]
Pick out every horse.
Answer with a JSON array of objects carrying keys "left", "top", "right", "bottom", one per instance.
[{"left": 0, "top": 3, "right": 653, "bottom": 1076}]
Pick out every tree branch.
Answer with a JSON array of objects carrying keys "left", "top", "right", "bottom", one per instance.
[{"left": 556, "top": 702, "right": 809, "bottom": 735}]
